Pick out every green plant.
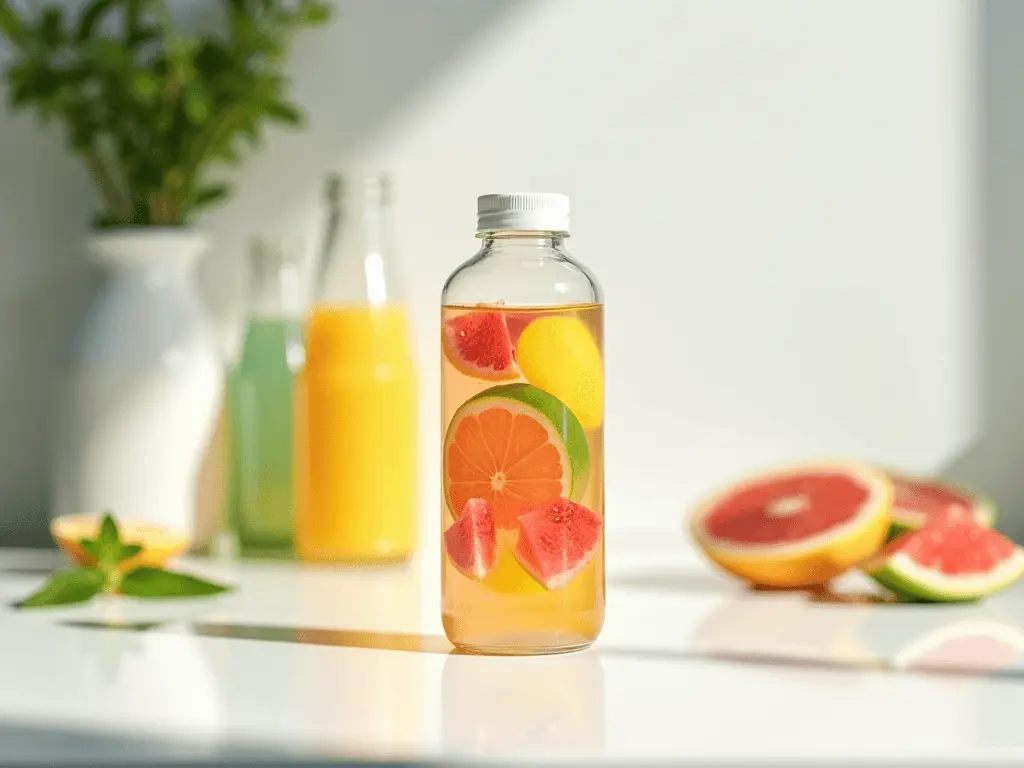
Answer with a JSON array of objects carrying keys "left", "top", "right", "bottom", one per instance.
[
  {"left": 16, "top": 513, "right": 231, "bottom": 608},
  {"left": 0, "top": 0, "right": 331, "bottom": 227}
]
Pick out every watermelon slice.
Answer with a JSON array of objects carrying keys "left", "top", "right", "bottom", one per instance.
[
  {"left": 864, "top": 510, "right": 1024, "bottom": 602},
  {"left": 444, "top": 498, "right": 497, "bottom": 580},
  {"left": 688, "top": 463, "right": 892, "bottom": 588},
  {"left": 889, "top": 473, "right": 995, "bottom": 535},
  {"left": 514, "top": 498, "right": 602, "bottom": 590},
  {"left": 443, "top": 311, "right": 519, "bottom": 381}
]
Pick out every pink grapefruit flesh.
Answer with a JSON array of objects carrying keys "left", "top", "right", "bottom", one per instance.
[
  {"left": 689, "top": 463, "right": 892, "bottom": 588},
  {"left": 701, "top": 471, "right": 872, "bottom": 546},
  {"left": 889, "top": 474, "right": 994, "bottom": 533},
  {"left": 443, "top": 311, "right": 519, "bottom": 381}
]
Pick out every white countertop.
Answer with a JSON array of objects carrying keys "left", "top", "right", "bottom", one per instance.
[{"left": 3, "top": 531, "right": 1024, "bottom": 764}]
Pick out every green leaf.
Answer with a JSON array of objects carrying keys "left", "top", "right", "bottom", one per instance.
[
  {"left": 120, "top": 567, "right": 231, "bottom": 599},
  {"left": 184, "top": 88, "right": 210, "bottom": 124},
  {"left": 300, "top": 1, "right": 332, "bottom": 25},
  {"left": 194, "top": 183, "right": 231, "bottom": 207},
  {"left": 265, "top": 100, "right": 302, "bottom": 126},
  {"left": 39, "top": 8, "right": 64, "bottom": 48},
  {"left": 80, "top": 538, "right": 105, "bottom": 561},
  {"left": 76, "top": 0, "right": 115, "bottom": 42},
  {"left": 130, "top": 71, "right": 160, "bottom": 103},
  {"left": 118, "top": 543, "right": 144, "bottom": 562},
  {"left": 0, "top": 6, "right": 29, "bottom": 47},
  {"left": 97, "top": 513, "right": 121, "bottom": 555},
  {"left": 17, "top": 569, "right": 104, "bottom": 609}
]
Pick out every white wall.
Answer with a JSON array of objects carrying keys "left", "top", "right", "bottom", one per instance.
[
  {"left": 0, "top": 0, "right": 990, "bottom": 544},
  {"left": 232, "top": 0, "right": 976, "bottom": 538},
  {"left": 0, "top": 91, "right": 98, "bottom": 546}
]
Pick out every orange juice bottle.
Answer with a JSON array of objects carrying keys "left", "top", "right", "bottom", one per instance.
[
  {"left": 440, "top": 193, "right": 604, "bottom": 655},
  {"left": 296, "top": 176, "right": 418, "bottom": 563}
]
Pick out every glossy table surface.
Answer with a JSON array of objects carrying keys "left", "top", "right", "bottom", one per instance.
[{"left": 3, "top": 531, "right": 1024, "bottom": 764}]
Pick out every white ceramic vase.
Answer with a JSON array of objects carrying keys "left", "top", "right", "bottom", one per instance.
[{"left": 51, "top": 229, "right": 223, "bottom": 541}]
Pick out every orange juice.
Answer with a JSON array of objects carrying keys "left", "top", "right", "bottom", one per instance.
[{"left": 295, "top": 304, "right": 418, "bottom": 562}]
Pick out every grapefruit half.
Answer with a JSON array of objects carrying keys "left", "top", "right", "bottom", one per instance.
[
  {"left": 444, "top": 383, "right": 589, "bottom": 529},
  {"left": 888, "top": 473, "right": 995, "bottom": 536},
  {"left": 689, "top": 462, "right": 892, "bottom": 588},
  {"left": 443, "top": 310, "right": 519, "bottom": 381},
  {"left": 863, "top": 508, "right": 1024, "bottom": 602},
  {"left": 51, "top": 514, "right": 190, "bottom": 571}
]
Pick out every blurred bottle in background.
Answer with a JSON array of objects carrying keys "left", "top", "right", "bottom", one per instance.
[
  {"left": 227, "top": 239, "right": 306, "bottom": 558},
  {"left": 295, "top": 175, "right": 419, "bottom": 563}
]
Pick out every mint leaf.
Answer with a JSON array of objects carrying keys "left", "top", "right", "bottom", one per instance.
[
  {"left": 97, "top": 512, "right": 120, "bottom": 552},
  {"left": 118, "top": 543, "right": 143, "bottom": 562},
  {"left": 80, "top": 538, "right": 105, "bottom": 561},
  {"left": 17, "top": 569, "right": 104, "bottom": 608},
  {"left": 120, "top": 567, "right": 230, "bottom": 599}
]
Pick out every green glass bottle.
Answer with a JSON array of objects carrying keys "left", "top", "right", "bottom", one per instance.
[{"left": 227, "top": 240, "right": 305, "bottom": 558}]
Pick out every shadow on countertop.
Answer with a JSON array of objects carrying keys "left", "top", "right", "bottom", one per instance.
[
  {"left": 61, "top": 616, "right": 1024, "bottom": 682},
  {"left": 0, "top": 720, "right": 583, "bottom": 766}
]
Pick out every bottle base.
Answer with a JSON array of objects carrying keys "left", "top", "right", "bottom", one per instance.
[
  {"left": 298, "top": 548, "right": 415, "bottom": 567},
  {"left": 237, "top": 542, "right": 296, "bottom": 561},
  {"left": 443, "top": 614, "right": 601, "bottom": 656},
  {"left": 452, "top": 639, "right": 594, "bottom": 657}
]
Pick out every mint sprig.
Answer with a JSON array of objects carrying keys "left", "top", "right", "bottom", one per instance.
[{"left": 16, "top": 513, "right": 231, "bottom": 609}]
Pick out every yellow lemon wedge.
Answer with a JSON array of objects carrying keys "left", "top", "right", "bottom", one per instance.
[
  {"left": 482, "top": 530, "right": 548, "bottom": 595},
  {"left": 51, "top": 515, "right": 191, "bottom": 571},
  {"left": 516, "top": 316, "right": 604, "bottom": 430}
]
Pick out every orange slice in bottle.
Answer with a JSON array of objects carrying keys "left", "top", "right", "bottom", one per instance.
[{"left": 444, "top": 383, "right": 590, "bottom": 529}]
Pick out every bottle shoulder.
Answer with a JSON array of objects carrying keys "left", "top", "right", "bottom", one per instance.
[{"left": 441, "top": 243, "right": 602, "bottom": 308}]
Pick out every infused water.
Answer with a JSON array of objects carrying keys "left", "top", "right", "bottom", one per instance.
[{"left": 441, "top": 303, "right": 604, "bottom": 654}]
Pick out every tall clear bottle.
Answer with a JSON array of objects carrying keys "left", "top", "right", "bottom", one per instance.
[
  {"left": 227, "top": 240, "right": 306, "bottom": 558},
  {"left": 440, "top": 193, "right": 604, "bottom": 655},
  {"left": 296, "top": 175, "right": 419, "bottom": 562}
]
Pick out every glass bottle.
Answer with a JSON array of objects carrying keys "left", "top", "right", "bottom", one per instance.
[
  {"left": 226, "top": 239, "right": 306, "bottom": 558},
  {"left": 295, "top": 175, "right": 419, "bottom": 563},
  {"left": 440, "top": 193, "right": 604, "bottom": 655}
]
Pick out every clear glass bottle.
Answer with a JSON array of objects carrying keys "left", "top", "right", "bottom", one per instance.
[
  {"left": 226, "top": 239, "right": 306, "bottom": 558},
  {"left": 440, "top": 193, "right": 604, "bottom": 655},
  {"left": 295, "top": 175, "right": 419, "bottom": 562}
]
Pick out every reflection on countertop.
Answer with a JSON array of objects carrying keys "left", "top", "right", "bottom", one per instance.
[{"left": 4, "top": 540, "right": 1024, "bottom": 762}]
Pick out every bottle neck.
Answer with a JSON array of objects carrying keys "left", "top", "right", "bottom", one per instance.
[
  {"left": 245, "top": 242, "right": 305, "bottom": 320},
  {"left": 318, "top": 175, "right": 402, "bottom": 307},
  {"left": 478, "top": 231, "right": 568, "bottom": 248}
]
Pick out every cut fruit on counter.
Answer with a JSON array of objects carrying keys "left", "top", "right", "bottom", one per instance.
[
  {"left": 888, "top": 473, "right": 995, "bottom": 536},
  {"left": 863, "top": 508, "right": 1024, "bottom": 603},
  {"left": 688, "top": 462, "right": 892, "bottom": 588},
  {"left": 51, "top": 514, "right": 190, "bottom": 571}
]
